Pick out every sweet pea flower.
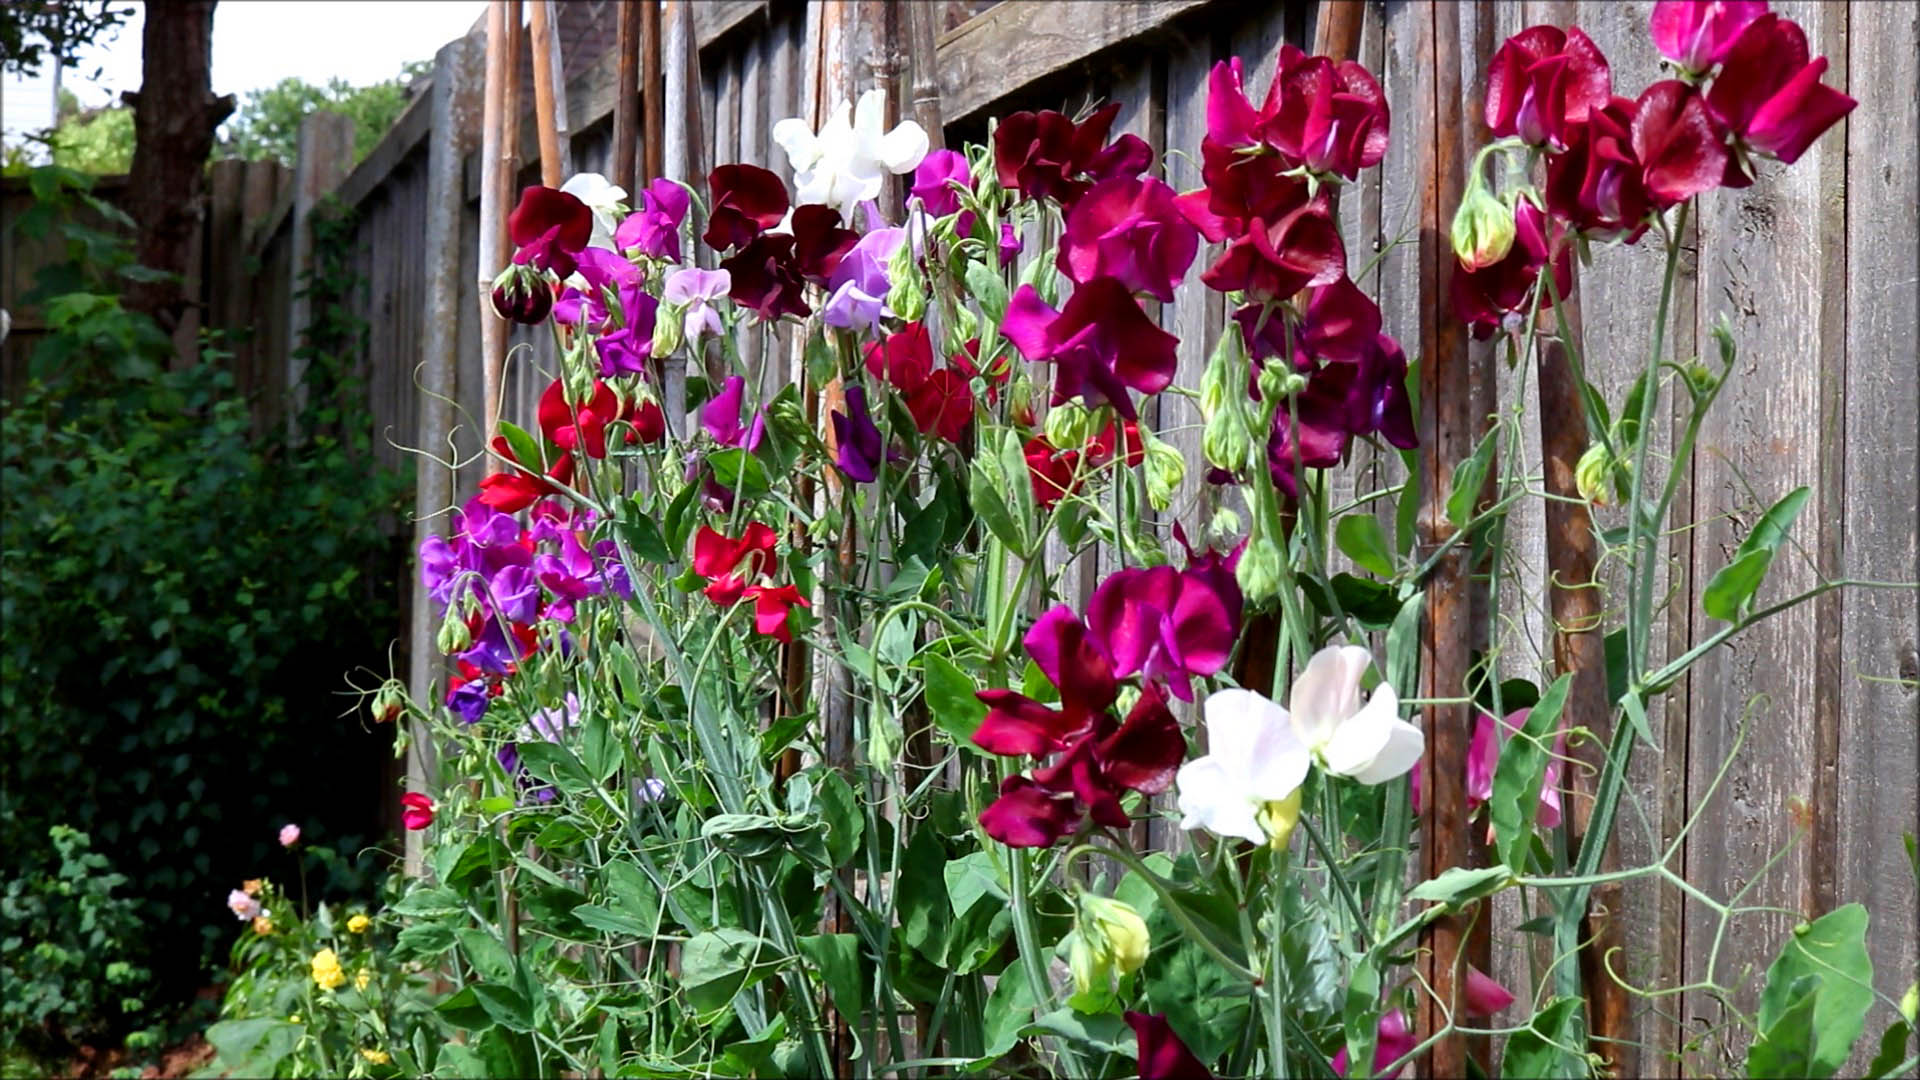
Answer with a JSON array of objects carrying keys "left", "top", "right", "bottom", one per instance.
[
  {"left": 559, "top": 172, "right": 628, "bottom": 249},
  {"left": 1002, "top": 278, "right": 1179, "bottom": 420},
  {"left": 1450, "top": 198, "right": 1573, "bottom": 339},
  {"left": 742, "top": 583, "right": 809, "bottom": 643},
  {"left": 993, "top": 103, "right": 1152, "bottom": 210},
  {"left": 596, "top": 281, "right": 659, "bottom": 378},
  {"left": 705, "top": 164, "right": 789, "bottom": 251},
  {"left": 1124, "top": 1012, "right": 1214, "bottom": 1080},
  {"left": 614, "top": 177, "right": 691, "bottom": 261},
  {"left": 701, "top": 376, "right": 765, "bottom": 449},
  {"left": 1084, "top": 558, "right": 1243, "bottom": 702},
  {"left": 478, "top": 434, "right": 576, "bottom": 513},
  {"left": 1202, "top": 44, "right": 1390, "bottom": 181},
  {"left": 864, "top": 322, "right": 933, "bottom": 392},
  {"left": 400, "top": 793, "right": 435, "bottom": 831},
  {"left": 1177, "top": 645, "right": 1421, "bottom": 844},
  {"left": 906, "top": 369, "right": 973, "bottom": 443},
  {"left": 1465, "top": 707, "right": 1566, "bottom": 830},
  {"left": 228, "top": 889, "right": 263, "bottom": 921},
  {"left": 721, "top": 233, "right": 812, "bottom": 320},
  {"left": 1630, "top": 79, "right": 1731, "bottom": 207},
  {"left": 1483, "top": 26, "right": 1613, "bottom": 151},
  {"left": 633, "top": 776, "right": 668, "bottom": 804},
  {"left": 518, "top": 693, "right": 580, "bottom": 745},
  {"left": 1543, "top": 94, "right": 1651, "bottom": 241},
  {"left": 1056, "top": 176, "right": 1199, "bottom": 303},
  {"left": 1198, "top": 198, "right": 1346, "bottom": 302},
  {"left": 1466, "top": 965, "right": 1517, "bottom": 1018},
  {"left": 822, "top": 226, "right": 903, "bottom": 332},
  {"left": 909, "top": 148, "right": 970, "bottom": 218},
  {"left": 508, "top": 185, "right": 593, "bottom": 276},
  {"left": 1331, "top": 1009, "right": 1416, "bottom": 1078},
  {"left": 998, "top": 221, "right": 1023, "bottom": 267},
  {"left": 1705, "top": 13, "right": 1855, "bottom": 168},
  {"left": 1649, "top": 0, "right": 1768, "bottom": 73},
  {"left": 664, "top": 268, "right": 730, "bottom": 344},
  {"left": 772, "top": 88, "right": 929, "bottom": 222},
  {"left": 278, "top": 824, "right": 301, "bottom": 848},
  {"left": 692, "top": 522, "right": 777, "bottom": 606},
  {"left": 829, "top": 384, "right": 885, "bottom": 483}
]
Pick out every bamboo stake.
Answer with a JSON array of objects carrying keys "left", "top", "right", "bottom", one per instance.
[
  {"left": 613, "top": 0, "right": 642, "bottom": 192},
  {"left": 530, "top": 0, "right": 570, "bottom": 185},
  {"left": 906, "top": 0, "right": 943, "bottom": 151},
  {"left": 478, "top": 0, "right": 510, "bottom": 444},
  {"left": 1314, "top": 0, "right": 1367, "bottom": 69},
  {"left": 642, "top": 0, "right": 664, "bottom": 183}
]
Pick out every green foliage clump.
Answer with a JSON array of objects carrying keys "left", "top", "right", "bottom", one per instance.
[
  {"left": 0, "top": 827, "right": 153, "bottom": 1055},
  {"left": 222, "top": 66, "right": 430, "bottom": 167},
  {"left": 0, "top": 167, "right": 410, "bottom": 1025}
]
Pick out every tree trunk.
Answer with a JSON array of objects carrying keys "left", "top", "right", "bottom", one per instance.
[{"left": 122, "top": 0, "right": 234, "bottom": 335}]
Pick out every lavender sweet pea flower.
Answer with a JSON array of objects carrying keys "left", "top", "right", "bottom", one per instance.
[
  {"left": 614, "top": 177, "right": 691, "bottom": 261},
  {"left": 830, "top": 384, "right": 884, "bottom": 483},
  {"left": 518, "top": 693, "right": 581, "bottom": 744},
  {"left": 496, "top": 744, "right": 558, "bottom": 804},
  {"left": 420, "top": 535, "right": 463, "bottom": 607},
  {"left": 821, "top": 226, "right": 903, "bottom": 332},
  {"left": 664, "top": 268, "right": 730, "bottom": 345}
]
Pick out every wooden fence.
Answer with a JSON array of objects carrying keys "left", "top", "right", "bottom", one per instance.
[{"left": 4, "top": 1, "right": 1912, "bottom": 1073}]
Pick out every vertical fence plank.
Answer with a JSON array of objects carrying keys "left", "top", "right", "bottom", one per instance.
[{"left": 285, "top": 112, "right": 356, "bottom": 431}]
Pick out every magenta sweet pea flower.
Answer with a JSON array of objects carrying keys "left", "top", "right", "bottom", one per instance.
[
  {"left": 1001, "top": 278, "right": 1178, "bottom": 420},
  {"left": 1084, "top": 559, "right": 1243, "bottom": 702},
  {"left": 977, "top": 686, "right": 1184, "bottom": 847},
  {"left": 909, "top": 148, "right": 970, "bottom": 217},
  {"left": 1466, "top": 965, "right": 1517, "bottom": 1018},
  {"left": 1630, "top": 79, "right": 1731, "bottom": 207},
  {"left": 829, "top": 384, "right": 885, "bottom": 483},
  {"left": 998, "top": 221, "right": 1023, "bottom": 267},
  {"left": 1332, "top": 1009, "right": 1416, "bottom": 1078},
  {"left": 1466, "top": 707, "right": 1566, "bottom": 830},
  {"left": 1056, "top": 176, "right": 1200, "bottom": 303},
  {"left": 1705, "top": 13, "right": 1855, "bottom": 167},
  {"left": 1484, "top": 25, "right": 1613, "bottom": 152},
  {"left": 1199, "top": 198, "right": 1346, "bottom": 302},
  {"left": 1649, "top": 0, "right": 1768, "bottom": 74},
  {"left": 596, "top": 281, "right": 658, "bottom": 378},
  {"left": 1261, "top": 48, "right": 1391, "bottom": 180},
  {"left": 1125, "top": 1012, "right": 1215, "bottom": 1080},
  {"left": 614, "top": 176, "right": 691, "bottom": 261},
  {"left": 400, "top": 792, "right": 435, "bottom": 831},
  {"left": 554, "top": 246, "right": 643, "bottom": 328},
  {"left": 701, "top": 375, "right": 765, "bottom": 450},
  {"left": 1544, "top": 95, "right": 1652, "bottom": 242}
]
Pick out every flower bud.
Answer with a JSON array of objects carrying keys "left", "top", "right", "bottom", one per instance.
[
  {"left": 1451, "top": 184, "right": 1516, "bottom": 271},
  {"left": 1236, "top": 534, "right": 1285, "bottom": 605},
  {"left": 887, "top": 267, "right": 928, "bottom": 323},
  {"left": 652, "top": 301, "right": 686, "bottom": 358},
  {"left": 369, "top": 681, "right": 406, "bottom": 725},
  {"left": 1206, "top": 506, "right": 1243, "bottom": 549},
  {"left": 1081, "top": 895, "right": 1150, "bottom": 978},
  {"left": 1066, "top": 929, "right": 1101, "bottom": 998},
  {"left": 1006, "top": 379, "right": 1040, "bottom": 429},
  {"left": 1143, "top": 430, "right": 1186, "bottom": 512},
  {"left": 1257, "top": 359, "right": 1308, "bottom": 403},
  {"left": 1574, "top": 442, "right": 1616, "bottom": 506},
  {"left": 1203, "top": 409, "right": 1253, "bottom": 474},
  {"left": 1044, "top": 401, "right": 1093, "bottom": 449},
  {"left": 436, "top": 607, "right": 472, "bottom": 655},
  {"left": 490, "top": 264, "right": 554, "bottom": 325},
  {"left": 1256, "top": 789, "right": 1303, "bottom": 851}
]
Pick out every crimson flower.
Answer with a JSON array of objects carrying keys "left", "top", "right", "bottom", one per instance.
[
  {"left": 1199, "top": 198, "right": 1346, "bottom": 302},
  {"left": 1084, "top": 557, "right": 1243, "bottom": 702},
  {"left": 1024, "top": 435, "right": 1082, "bottom": 510},
  {"left": 1649, "top": 0, "right": 1768, "bottom": 74},
  {"left": 1265, "top": 333, "right": 1416, "bottom": 497},
  {"left": 1705, "top": 13, "right": 1855, "bottom": 168},
  {"left": 1630, "top": 80, "right": 1730, "bottom": 207},
  {"left": 1176, "top": 137, "right": 1311, "bottom": 244},
  {"left": 1002, "top": 278, "right": 1178, "bottom": 420},
  {"left": 789, "top": 204, "right": 858, "bottom": 282},
  {"left": 538, "top": 379, "right": 661, "bottom": 458},
  {"left": 704, "top": 164, "right": 788, "bottom": 251},
  {"left": 865, "top": 321, "right": 933, "bottom": 392},
  {"left": 949, "top": 338, "right": 1010, "bottom": 403},
  {"left": 1484, "top": 26, "right": 1612, "bottom": 151},
  {"left": 1125, "top": 1012, "right": 1214, "bottom": 1080},
  {"left": 477, "top": 435, "right": 575, "bottom": 513},
  {"left": 1203, "top": 45, "right": 1389, "bottom": 181},
  {"left": 692, "top": 522, "right": 777, "bottom": 606},
  {"left": 721, "top": 233, "right": 811, "bottom": 320},
  {"left": 992, "top": 103, "right": 1152, "bottom": 210},
  {"left": 508, "top": 186, "right": 593, "bottom": 276},
  {"left": 1543, "top": 95, "right": 1651, "bottom": 241},
  {"left": 906, "top": 369, "right": 973, "bottom": 443},
  {"left": 400, "top": 793, "right": 435, "bottom": 831},
  {"left": 1056, "top": 176, "right": 1199, "bottom": 303},
  {"left": 743, "top": 583, "right": 808, "bottom": 643}
]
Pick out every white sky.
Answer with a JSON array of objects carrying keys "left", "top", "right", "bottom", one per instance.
[{"left": 6, "top": 1, "right": 485, "bottom": 146}]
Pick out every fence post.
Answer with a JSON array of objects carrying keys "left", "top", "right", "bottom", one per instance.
[
  {"left": 407, "top": 32, "right": 486, "bottom": 877},
  {"left": 283, "top": 111, "right": 355, "bottom": 436}
]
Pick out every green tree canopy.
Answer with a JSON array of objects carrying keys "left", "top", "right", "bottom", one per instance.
[{"left": 220, "top": 64, "right": 429, "bottom": 166}]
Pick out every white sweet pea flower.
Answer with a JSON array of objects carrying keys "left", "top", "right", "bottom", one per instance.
[
  {"left": 1176, "top": 645, "right": 1423, "bottom": 845},
  {"left": 771, "top": 89, "right": 929, "bottom": 221},
  {"left": 560, "top": 172, "right": 628, "bottom": 249}
]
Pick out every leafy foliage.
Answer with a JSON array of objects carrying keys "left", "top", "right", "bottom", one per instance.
[
  {"left": 221, "top": 67, "right": 430, "bottom": 166},
  {"left": 0, "top": 0, "right": 133, "bottom": 78}
]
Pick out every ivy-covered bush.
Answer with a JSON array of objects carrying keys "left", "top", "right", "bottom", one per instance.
[{"left": 0, "top": 167, "right": 409, "bottom": 1028}]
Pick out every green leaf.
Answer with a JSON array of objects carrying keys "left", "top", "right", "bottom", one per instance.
[
  {"left": 1489, "top": 674, "right": 1572, "bottom": 870},
  {"left": 1864, "top": 1017, "right": 1914, "bottom": 1080},
  {"left": 797, "top": 933, "right": 866, "bottom": 1029},
  {"left": 572, "top": 903, "right": 656, "bottom": 938},
  {"left": 982, "top": 958, "right": 1037, "bottom": 1058},
  {"left": 618, "top": 496, "right": 672, "bottom": 563},
  {"left": 1703, "top": 547, "right": 1775, "bottom": 622},
  {"left": 1738, "top": 486, "right": 1812, "bottom": 561},
  {"left": 965, "top": 259, "right": 1011, "bottom": 323},
  {"left": 1342, "top": 957, "right": 1383, "bottom": 1080},
  {"left": 472, "top": 983, "right": 534, "bottom": 1033},
  {"left": 1500, "top": 996, "right": 1584, "bottom": 1078},
  {"left": 1144, "top": 938, "right": 1247, "bottom": 1064},
  {"left": 898, "top": 826, "right": 949, "bottom": 962},
  {"left": 1446, "top": 425, "right": 1500, "bottom": 529},
  {"left": 662, "top": 479, "right": 699, "bottom": 556},
  {"left": 707, "top": 447, "right": 771, "bottom": 500},
  {"left": 1749, "top": 977, "right": 1821, "bottom": 1079},
  {"left": 581, "top": 706, "right": 622, "bottom": 782},
  {"left": 814, "top": 769, "right": 863, "bottom": 869},
  {"left": 1025, "top": 1009, "right": 1132, "bottom": 1056},
  {"left": 511, "top": 740, "right": 594, "bottom": 794},
  {"left": 205, "top": 1019, "right": 301, "bottom": 1073},
  {"left": 497, "top": 420, "right": 544, "bottom": 473},
  {"left": 681, "top": 928, "right": 778, "bottom": 1013},
  {"left": 394, "top": 921, "right": 458, "bottom": 959},
  {"left": 391, "top": 885, "right": 463, "bottom": 918},
  {"left": 1408, "top": 865, "right": 1512, "bottom": 908},
  {"left": 925, "top": 653, "right": 988, "bottom": 742},
  {"left": 1336, "top": 514, "right": 1396, "bottom": 578},
  {"left": 456, "top": 928, "right": 516, "bottom": 983},
  {"left": 1752, "top": 904, "right": 1875, "bottom": 1079}
]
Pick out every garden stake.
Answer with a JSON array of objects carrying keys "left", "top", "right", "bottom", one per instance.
[
  {"left": 613, "top": 0, "right": 642, "bottom": 193},
  {"left": 529, "top": 0, "right": 569, "bottom": 186}
]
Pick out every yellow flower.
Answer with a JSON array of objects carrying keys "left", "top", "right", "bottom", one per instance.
[
  {"left": 359, "top": 1048, "right": 390, "bottom": 1066},
  {"left": 288, "top": 1014, "right": 301, "bottom": 1024},
  {"left": 354, "top": 968, "right": 371, "bottom": 991},
  {"left": 310, "top": 948, "right": 346, "bottom": 990},
  {"left": 346, "top": 913, "right": 371, "bottom": 934},
  {"left": 252, "top": 916, "right": 274, "bottom": 935}
]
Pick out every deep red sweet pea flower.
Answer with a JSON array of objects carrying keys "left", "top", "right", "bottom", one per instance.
[
  {"left": 1024, "top": 436, "right": 1082, "bottom": 510},
  {"left": 979, "top": 776, "right": 1081, "bottom": 847},
  {"left": 1260, "top": 50, "right": 1391, "bottom": 180},
  {"left": 948, "top": 338, "right": 1008, "bottom": 403},
  {"left": 1630, "top": 79, "right": 1731, "bottom": 207},
  {"left": 477, "top": 436, "right": 576, "bottom": 513},
  {"left": 1085, "top": 560, "right": 1242, "bottom": 703},
  {"left": 789, "top": 204, "right": 859, "bottom": 283},
  {"left": 906, "top": 369, "right": 973, "bottom": 443},
  {"left": 1086, "top": 419, "right": 1145, "bottom": 471},
  {"left": 628, "top": 399, "right": 666, "bottom": 445},
  {"left": 400, "top": 792, "right": 435, "bottom": 831},
  {"left": 537, "top": 379, "right": 623, "bottom": 460},
  {"left": 1544, "top": 95, "right": 1652, "bottom": 241},
  {"left": 864, "top": 322, "right": 933, "bottom": 393},
  {"left": 993, "top": 103, "right": 1151, "bottom": 210},
  {"left": 1176, "top": 137, "right": 1312, "bottom": 245},
  {"left": 692, "top": 522, "right": 777, "bottom": 605},
  {"left": 1451, "top": 198, "right": 1573, "bottom": 339},
  {"left": 704, "top": 164, "right": 789, "bottom": 251},
  {"left": 1056, "top": 176, "right": 1200, "bottom": 303},
  {"left": 1125, "top": 1011, "right": 1214, "bottom": 1080},
  {"left": 1484, "top": 26, "right": 1613, "bottom": 151},
  {"left": 1199, "top": 198, "right": 1346, "bottom": 302},
  {"left": 509, "top": 186, "right": 592, "bottom": 254},
  {"left": 721, "top": 233, "right": 811, "bottom": 320},
  {"left": 1022, "top": 604, "right": 1120, "bottom": 716},
  {"left": 742, "top": 582, "right": 808, "bottom": 643},
  {"left": 1002, "top": 278, "right": 1179, "bottom": 420},
  {"left": 1650, "top": 0, "right": 1768, "bottom": 74},
  {"left": 1706, "top": 13, "right": 1855, "bottom": 168}
]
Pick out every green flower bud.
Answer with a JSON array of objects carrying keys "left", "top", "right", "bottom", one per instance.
[
  {"left": 1256, "top": 789, "right": 1303, "bottom": 851},
  {"left": 1206, "top": 506, "right": 1244, "bottom": 549},
  {"left": 436, "top": 608, "right": 471, "bottom": 655},
  {"left": 1574, "top": 442, "right": 1617, "bottom": 506},
  {"left": 886, "top": 241, "right": 928, "bottom": 322},
  {"left": 1066, "top": 929, "right": 1102, "bottom": 999},
  {"left": 1080, "top": 895, "right": 1150, "bottom": 978},
  {"left": 1451, "top": 183, "right": 1515, "bottom": 271},
  {"left": 652, "top": 301, "right": 685, "bottom": 359},
  {"left": 1203, "top": 409, "right": 1254, "bottom": 474},
  {"left": 369, "top": 680, "right": 407, "bottom": 725},
  {"left": 1045, "top": 402, "right": 1093, "bottom": 449},
  {"left": 1143, "top": 429, "right": 1185, "bottom": 512},
  {"left": 1236, "top": 534, "right": 1285, "bottom": 605}
]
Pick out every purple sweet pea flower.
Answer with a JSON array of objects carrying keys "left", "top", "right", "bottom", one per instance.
[
  {"left": 830, "top": 384, "right": 885, "bottom": 483},
  {"left": 702, "top": 376, "right": 751, "bottom": 446},
  {"left": 614, "top": 177, "right": 691, "bottom": 261},
  {"left": 664, "top": 268, "right": 730, "bottom": 345},
  {"left": 517, "top": 693, "right": 581, "bottom": 744},
  {"left": 496, "top": 744, "right": 558, "bottom": 804},
  {"left": 491, "top": 564, "right": 540, "bottom": 624},
  {"left": 597, "top": 281, "right": 659, "bottom": 378},
  {"left": 447, "top": 680, "right": 491, "bottom": 724},
  {"left": 555, "top": 247, "right": 643, "bottom": 327},
  {"left": 821, "top": 226, "right": 903, "bottom": 332},
  {"left": 420, "top": 535, "right": 463, "bottom": 607},
  {"left": 1001, "top": 277, "right": 1178, "bottom": 420},
  {"left": 460, "top": 617, "right": 521, "bottom": 676},
  {"left": 535, "top": 530, "right": 601, "bottom": 623},
  {"left": 910, "top": 150, "right": 969, "bottom": 216}
]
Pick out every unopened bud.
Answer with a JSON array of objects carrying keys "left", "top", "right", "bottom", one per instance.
[
  {"left": 1574, "top": 442, "right": 1618, "bottom": 506},
  {"left": 1206, "top": 506, "right": 1244, "bottom": 549},
  {"left": 436, "top": 607, "right": 471, "bottom": 655},
  {"left": 1006, "top": 379, "right": 1040, "bottom": 429},
  {"left": 1143, "top": 430, "right": 1185, "bottom": 512},
  {"left": 1258, "top": 359, "right": 1308, "bottom": 403},
  {"left": 1236, "top": 535, "right": 1285, "bottom": 605},
  {"left": 369, "top": 681, "right": 407, "bottom": 725},
  {"left": 1044, "top": 402, "right": 1093, "bottom": 449},
  {"left": 1256, "top": 789, "right": 1303, "bottom": 851},
  {"left": 1451, "top": 184, "right": 1516, "bottom": 271},
  {"left": 490, "top": 264, "right": 554, "bottom": 325},
  {"left": 1203, "top": 409, "right": 1254, "bottom": 474},
  {"left": 1081, "top": 895, "right": 1150, "bottom": 978},
  {"left": 652, "top": 301, "right": 685, "bottom": 358},
  {"left": 1066, "top": 929, "right": 1101, "bottom": 999},
  {"left": 887, "top": 262, "right": 928, "bottom": 323}
]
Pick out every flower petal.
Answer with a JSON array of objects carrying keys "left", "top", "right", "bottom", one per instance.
[
  {"left": 1288, "top": 644, "right": 1373, "bottom": 745},
  {"left": 1175, "top": 756, "right": 1264, "bottom": 844}
]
